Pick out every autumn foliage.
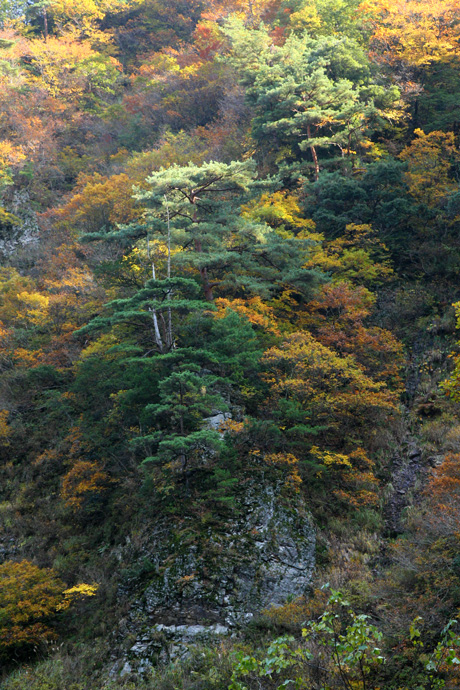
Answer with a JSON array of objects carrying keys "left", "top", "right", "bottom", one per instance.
[
  {"left": 360, "top": 0, "right": 460, "bottom": 67},
  {"left": 0, "top": 561, "right": 97, "bottom": 657},
  {"left": 1, "top": 0, "right": 460, "bottom": 683}
]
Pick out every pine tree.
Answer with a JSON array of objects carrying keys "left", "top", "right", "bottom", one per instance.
[
  {"left": 77, "top": 158, "right": 323, "bottom": 495},
  {"left": 133, "top": 159, "right": 323, "bottom": 301},
  {"left": 225, "top": 21, "right": 400, "bottom": 178},
  {"left": 82, "top": 159, "right": 323, "bottom": 328},
  {"left": 132, "top": 362, "right": 227, "bottom": 492}
]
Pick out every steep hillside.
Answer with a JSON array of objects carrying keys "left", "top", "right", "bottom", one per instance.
[{"left": 2, "top": 1, "right": 460, "bottom": 689}]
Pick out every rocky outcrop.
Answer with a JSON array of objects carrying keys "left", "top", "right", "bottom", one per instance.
[
  {"left": 0, "top": 190, "right": 39, "bottom": 257},
  {"left": 110, "top": 482, "right": 315, "bottom": 675},
  {"left": 383, "top": 435, "right": 424, "bottom": 535},
  {"left": 0, "top": 534, "right": 17, "bottom": 564}
]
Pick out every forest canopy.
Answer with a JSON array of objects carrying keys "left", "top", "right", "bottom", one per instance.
[{"left": 2, "top": 1, "right": 460, "bottom": 688}]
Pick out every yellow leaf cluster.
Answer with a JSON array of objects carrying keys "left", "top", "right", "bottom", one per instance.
[
  {"left": 62, "top": 582, "right": 99, "bottom": 600},
  {"left": 54, "top": 172, "right": 140, "bottom": 233},
  {"left": 360, "top": 0, "right": 460, "bottom": 67},
  {"left": 242, "top": 191, "right": 319, "bottom": 238},
  {"left": 46, "top": 0, "right": 134, "bottom": 42},
  {"left": 61, "top": 460, "right": 111, "bottom": 511},
  {"left": 262, "top": 330, "right": 397, "bottom": 440},
  {"left": 0, "top": 140, "right": 26, "bottom": 169},
  {"left": 48, "top": 0, "right": 128, "bottom": 23},
  {"left": 0, "top": 409, "right": 11, "bottom": 442},
  {"left": 305, "top": 223, "right": 393, "bottom": 285},
  {"left": 12, "top": 348, "right": 45, "bottom": 367},
  {"left": 218, "top": 418, "right": 246, "bottom": 434},
  {"left": 288, "top": 4, "right": 322, "bottom": 35},
  {"left": 400, "top": 129, "right": 459, "bottom": 206},
  {"left": 0, "top": 561, "right": 64, "bottom": 651},
  {"left": 263, "top": 452, "right": 302, "bottom": 492},
  {"left": 16, "top": 291, "right": 50, "bottom": 326},
  {"left": 0, "top": 29, "right": 121, "bottom": 101},
  {"left": 310, "top": 446, "right": 353, "bottom": 468}
]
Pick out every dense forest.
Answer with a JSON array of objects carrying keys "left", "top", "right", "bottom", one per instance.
[{"left": 2, "top": 0, "right": 460, "bottom": 688}]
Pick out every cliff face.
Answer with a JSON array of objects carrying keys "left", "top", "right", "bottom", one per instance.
[
  {"left": 0, "top": 191, "right": 39, "bottom": 258},
  {"left": 109, "top": 482, "right": 316, "bottom": 674},
  {"left": 4, "top": 2, "right": 460, "bottom": 687}
]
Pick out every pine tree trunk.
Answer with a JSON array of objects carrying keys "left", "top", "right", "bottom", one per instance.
[
  {"left": 164, "top": 194, "right": 174, "bottom": 349},
  {"left": 149, "top": 252, "right": 164, "bottom": 351},
  {"left": 194, "top": 236, "right": 213, "bottom": 301},
  {"left": 307, "top": 125, "right": 320, "bottom": 181},
  {"left": 43, "top": 8, "right": 48, "bottom": 41}
]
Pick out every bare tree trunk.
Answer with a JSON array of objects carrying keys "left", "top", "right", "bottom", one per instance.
[
  {"left": 179, "top": 386, "right": 189, "bottom": 492},
  {"left": 195, "top": 239, "right": 214, "bottom": 300},
  {"left": 164, "top": 194, "right": 174, "bottom": 349},
  {"left": 307, "top": 124, "right": 320, "bottom": 181},
  {"left": 147, "top": 236, "right": 164, "bottom": 352},
  {"left": 192, "top": 207, "right": 214, "bottom": 301},
  {"left": 43, "top": 7, "right": 48, "bottom": 41}
]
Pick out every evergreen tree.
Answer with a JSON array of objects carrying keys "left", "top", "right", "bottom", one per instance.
[
  {"left": 83, "top": 159, "right": 323, "bottom": 310},
  {"left": 133, "top": 362, "right": 227, "bottom": 492},
  {"left": 134, "top": 159, "right": 323, "bottom": 301},
  {"left": 75, "top": 275, "right": 264, "bottom": 496},
  {"left": 225, "top": 21, "right": 400, "bottom": 178}
]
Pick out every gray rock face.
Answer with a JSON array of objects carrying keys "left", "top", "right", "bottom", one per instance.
[
  {"left": 111, "top": 482, "right": 315, "bottom": 674},
  {"left": 203, "top": 412, "right": 231, "bottom": 432},
  {"left": 0, "top": 190, "right": 39, "bottom": 257},
  {"left": 0, "top": 535, "right": 17, "bottom": 564}
]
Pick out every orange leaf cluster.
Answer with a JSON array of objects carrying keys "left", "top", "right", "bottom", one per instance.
[
  {"left": 61, "top": 460, "right": 112, "bottom": 511},
  {"left": 215, "top": 296, "right": 280, "bottom": 335},
  {"left": 263, "top": 330, "right": 397, "bottom": 431}
]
